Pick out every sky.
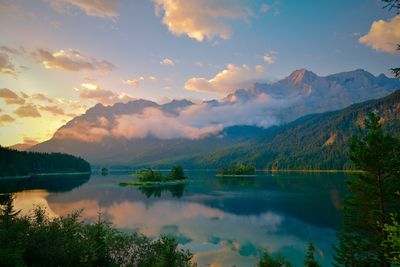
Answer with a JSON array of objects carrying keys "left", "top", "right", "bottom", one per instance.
[{"left": 0, "top": 0, "right": 399, "bottom": 146}]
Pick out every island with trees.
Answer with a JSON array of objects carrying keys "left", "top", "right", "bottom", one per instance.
[
  {"left": 120, "top": 165, "right": 187, "bottom": 187},
  {"left": 0, "top": 146, "right": 91, "bottom": 177},
  {"left": 217, "top": 164, "right": 256, "bottom": 176}
]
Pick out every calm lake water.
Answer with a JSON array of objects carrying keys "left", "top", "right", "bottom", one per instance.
[{"left": 0, "top": 171, "right": 350, "bottom": 267}]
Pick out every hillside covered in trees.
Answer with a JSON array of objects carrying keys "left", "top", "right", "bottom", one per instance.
[
  {"left": 0, "top": 147, "right": 91, "bottom": 177},
  {"left": 194, "top": 90, "right": 400, "bottom": 170}
]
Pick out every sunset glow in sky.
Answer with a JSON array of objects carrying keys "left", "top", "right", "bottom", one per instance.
[{"left": 0, "top": 0, "right": 399, "bottom": 146}]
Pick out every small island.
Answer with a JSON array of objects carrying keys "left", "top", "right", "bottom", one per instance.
[
  {"left": 120, "top": 165, "right": 187, "bottom": 187},
  {"left": 217, "top": 164, "right": 256, "bottom": 176}
]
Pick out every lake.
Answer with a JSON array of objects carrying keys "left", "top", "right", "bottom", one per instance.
[{"left": 0, "top": 170, "right": 349, "bottom": 266}]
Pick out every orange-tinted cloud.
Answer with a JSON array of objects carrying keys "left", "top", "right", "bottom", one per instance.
[
  {"left": 49, "top": 0, "right": 121, "bottom": 19},
  {"left": 33, "top": 48, "right": 116, "bottom": 72},
  {"left": 154, "top": 0, "right": 252, "bottom": 41},
  {"left": 0, "top": 53, "right": 17, "bottom": 78},
  {"left": 0, "top": 114, "right": 15, "bottom": 124},
  {"left": 359, "top": 15, "right": 400, "bottom": 54},
  {"left": 39, "top": 105, "right": 66, "bottom": 116},
  {"left": 0, "top": 88, "right": 25, "bottom": 104},
  {"left": 22, "top": 137, "right": 39, "bottom": 146},
  {"left": 54, "top": 117, "right": 110, "bottom": 142},
  {"left": 31, "top": 93, "right": 55, "bottom": 103},
  {"left": 123, "top": 76, "right": 144, "bottom": 87},
  {"left": 185, "top": 64, "right": 266, "bottom": 95},
  {"left": 14, "top": 104, "right": 41, "bottom": 117},
  {"left": 79, "top": 83, "right": 135, "bottom": 105}
]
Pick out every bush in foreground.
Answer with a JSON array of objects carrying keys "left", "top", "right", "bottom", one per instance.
[{"left": 0, "top": 194, "right": 196, "bottom": 267}]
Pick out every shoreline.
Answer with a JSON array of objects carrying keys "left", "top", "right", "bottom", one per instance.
[{"left": 0, "top": 172, "right": 91, "bottom": 180}]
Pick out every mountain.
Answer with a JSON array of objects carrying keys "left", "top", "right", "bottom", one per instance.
[
  {"left": 225, "top": 69, "right": 400, "bottom": 122},
  {"left": 8, "top": 143, "right": 33, "bottom": 151},
  {"left": 193, "top": 90, "right": 400, "bottom": 169},
  {"left": 31, "top": 69, "right": 400, "bottom": 168}
]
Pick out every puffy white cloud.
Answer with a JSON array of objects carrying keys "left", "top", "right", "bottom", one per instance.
[
  {"left": 160, "top": 58, "right": 175, "bottom": 65},
  {"left": 0, "top": 53, "right": 17, "bottom": 78},
  {"left": 185, "top": 64, "right": 266, "bottom": 95},
  {"left": 49, "top": 0, "right": 121, "bottom": 18},
  {"left": 111, "top": 107, "right": 223, "bottom": 140},
  {"left": 79, "top": 83, "right": 135, "bottom": 105},
  {"left": 263, "top": 53, "right": 275, "bottom": 64},
  {"left": 359, "top": 15, "right": 400, "bottom": 54},
  {"left": 33, "top": 48, "right": 116, "bottom": 72},
  {"left": 153, "top": 0, "right": 252, "bottom": 41}
]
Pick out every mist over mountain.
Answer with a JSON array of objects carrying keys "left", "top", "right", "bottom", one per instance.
[{"left": 31, "top": 69, "right": 400, "bottom": 166}]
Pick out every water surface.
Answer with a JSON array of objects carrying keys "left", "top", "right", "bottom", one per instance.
[{"left": 0, "top": 171, "right": 349, "bottom": 267}]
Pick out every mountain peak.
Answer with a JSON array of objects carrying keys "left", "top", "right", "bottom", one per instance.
[{"left": 287, "top": 69, "right": 318, "bottom": 84}]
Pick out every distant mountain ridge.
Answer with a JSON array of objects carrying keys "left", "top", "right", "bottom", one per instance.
[{"left": 31, "top": 69, "right": 400, "bottom": 168}]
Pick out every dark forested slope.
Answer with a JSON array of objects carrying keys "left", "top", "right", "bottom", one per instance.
[{"left": 0, "top": 147, "right": 91, "bottom": 177}]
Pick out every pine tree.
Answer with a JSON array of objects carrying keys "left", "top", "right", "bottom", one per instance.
[
  {"left": 0, "top": 194, "right": 20, "bottom": 227},
  {"left": 258, "top": 249, "right": 293, "bottom": 267},
  {"left": 304, "top": 243, "right": 320, "bottom": 267},
  {"left": 334, "top": 113, "right": 400, "bottom": 266}
]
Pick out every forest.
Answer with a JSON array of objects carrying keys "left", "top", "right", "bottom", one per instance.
[{"left": 0, "top": 147, "right": 91, "bottom": 177}]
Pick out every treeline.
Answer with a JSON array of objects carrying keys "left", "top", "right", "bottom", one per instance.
[
  {"left": 0, "top": 194, "right": 194, "bottom": 267},
  {"left": 0, "top": 147, "right": 91, "bottom": 177},
  {"left": 217, "top": 164, "right": 256, "bottom": 175}
]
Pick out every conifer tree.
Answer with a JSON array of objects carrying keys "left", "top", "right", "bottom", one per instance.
[
  {"left": 334, "top": 113, "right": 400, "bottom": 266},
  {"left": 304, "top": 243, "right": 320, "bottom": 267}
]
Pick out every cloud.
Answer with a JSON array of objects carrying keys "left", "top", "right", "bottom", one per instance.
[
  {"left": 79, "top": 83, "right": 135, "bottom": 105},
  {"left": 0, "top": 114, "right": 15, "bottom": 123},
  {"left": 263, "top": 53, "right": 275, "bottom": 64},
  {"left": 160, "top": 58, "right": 174, "bottom": 65},
  {"left": 111, "top": 108, "right": 223, "bottom": 140},
  {"left": 153, "top": 0, "right": 252, "bottom": 41},
  {"left": 179, "top": 93, "right": 293, "bottom": 129},
  {"left": 123, "top": 76, "right": 144, "bottom": 87},
  {"left": 0, "top": 88, "right": 25, "bottom": 104},
  {"left": 22, "top": 137, "right": 39, "bottom": 146},
  {"left": 14, "top": 104, "right": 41, "bottom": 117},
  {"left": 31, "top": 93, "right": 55, "bottom": 103},
  {"left": 0, "top": 53, "right": 17, "bottom": 77},
  {"left": 148, "top": 76, "right": 157, "bottom": 81},
  {"left": 53, "top": 88, "right": 300, "bottom": 143},
  {"left": 0, "top": 45, "right": 25, "bottom": 56},
  {"left": 33, "top": 48, "right": 116, "bottom": 72},
  {"left": 54, "top": 117, "right": 110, "bottom": 142},
  {"left": 49, "top": 0, "right": 121, "bottom": 18},
  {"left": 359, "top": 15, "right": 400, "bottom": 54},
  {"left": 185, "top": 64, "right": 266, "bottom": 95},
  {"left": 39, "top": 105, "right": 66, "bottom": 116}
]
